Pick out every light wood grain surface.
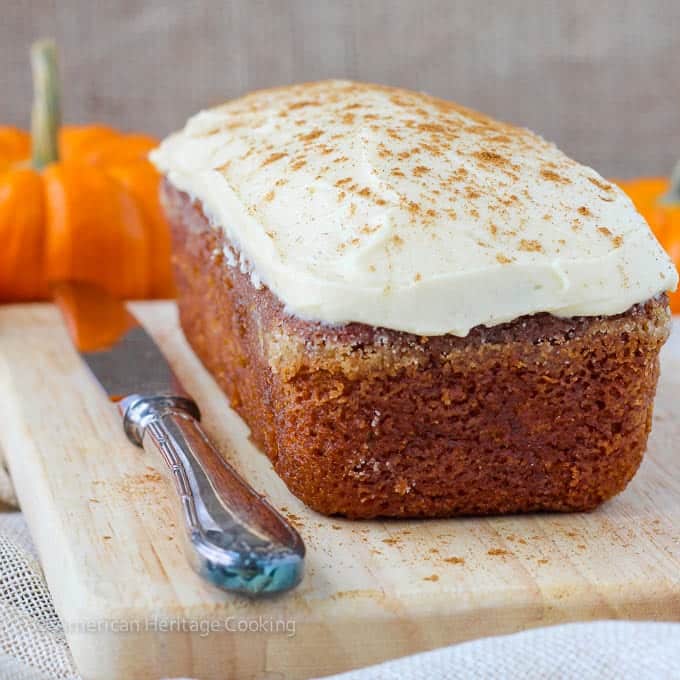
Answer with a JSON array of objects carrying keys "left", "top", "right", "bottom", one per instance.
[
  {"left": 2, "top": 0, "right": 680, "bottom": 177},
  {"left": 0, "top": 302, "right": 678, "bottom": 680}
]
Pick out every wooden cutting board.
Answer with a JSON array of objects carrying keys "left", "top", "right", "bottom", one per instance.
[{"left": 0, "top": 303, "right": 678, "bottom": 680}]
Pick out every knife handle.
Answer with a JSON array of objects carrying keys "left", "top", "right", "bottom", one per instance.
[{"left": 119, "top": 395, "right": 304, "bottom": 596}]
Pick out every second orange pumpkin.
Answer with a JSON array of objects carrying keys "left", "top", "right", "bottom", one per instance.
[{"left": 615, "top": 175, "right": 680, "bottom": 313}]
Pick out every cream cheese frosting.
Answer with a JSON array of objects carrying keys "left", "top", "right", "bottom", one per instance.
[{"left": 151, "top": 80, "right": 678, "bottom": 336}]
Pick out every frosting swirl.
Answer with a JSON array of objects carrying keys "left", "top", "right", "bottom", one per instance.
[{"left": 151, "top": 80, "right": 678, "bottom": 336}]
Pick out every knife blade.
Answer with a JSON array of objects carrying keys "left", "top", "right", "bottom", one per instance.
[{"left": 53, "top": 281, "right": 304, "bottom": 596}]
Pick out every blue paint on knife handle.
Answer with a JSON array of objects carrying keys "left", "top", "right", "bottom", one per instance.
[{"left": 197, "top": 543, "right": 304, "bottom": 596}]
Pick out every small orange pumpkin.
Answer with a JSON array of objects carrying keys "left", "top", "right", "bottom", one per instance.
[
  {"left": 616, "top": 167, "right": 680, "bottom": 313},
  {"left": 0, "top": 40, "right": 174, "bottom": 303}
]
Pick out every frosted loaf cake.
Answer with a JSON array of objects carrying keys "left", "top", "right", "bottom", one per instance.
[{"left": 152, "top": 81, "right": 677, "bottom": 518}]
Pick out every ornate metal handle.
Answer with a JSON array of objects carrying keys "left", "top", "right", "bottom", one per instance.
[{"left": 118, "top": 395, "right": 304, "bottom": 596}]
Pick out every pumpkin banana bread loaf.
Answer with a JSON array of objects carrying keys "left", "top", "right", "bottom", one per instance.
[{"left": 152, "top": 81, "right": 678, "bottom": 519}]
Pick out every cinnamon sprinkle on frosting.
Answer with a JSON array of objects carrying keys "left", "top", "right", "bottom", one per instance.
[{"left": 152, "top": 79, "right": 678, "bottom": 336}]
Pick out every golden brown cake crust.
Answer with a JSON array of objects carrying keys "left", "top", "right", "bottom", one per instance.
[{"left": 163, "top": 180, "right": 671, "bottom": 519}]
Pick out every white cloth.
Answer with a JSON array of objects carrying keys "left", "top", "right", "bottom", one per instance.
[
  {"left": 0, "top": 514, "right": 78, "bottom": 680},
  {"left": 0, "top": 511, "right": 678, "bottom": 680},
  {"left": 322, "top": 620, "right": 680, "bottom": 679}
]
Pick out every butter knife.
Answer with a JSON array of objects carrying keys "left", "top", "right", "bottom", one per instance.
[{"left": 53, "top": 281, "right": 304, "bottom": 596}]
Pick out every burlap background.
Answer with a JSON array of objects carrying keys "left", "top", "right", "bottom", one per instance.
[{"left": 1, "top": 0, "right": 679, "bottom": 178}]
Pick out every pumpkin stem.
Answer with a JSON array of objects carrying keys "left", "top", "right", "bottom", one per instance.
[
  {"left": 30, "top": 39, "right": 61, "bottom": 169},
  {"left": 661, "top": 160, "right": 680, "bottom": 205}
]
